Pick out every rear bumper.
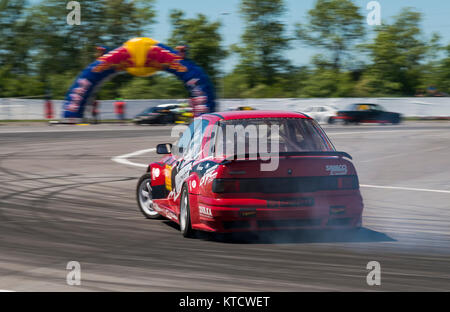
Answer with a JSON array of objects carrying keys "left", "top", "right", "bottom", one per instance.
[{"left": 192, "top": 193, "right": 363, "bottom": 233}]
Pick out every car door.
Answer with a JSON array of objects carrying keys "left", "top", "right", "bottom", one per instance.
[{"left": 367, "top": 105, "right": 383, "bottom": 121}]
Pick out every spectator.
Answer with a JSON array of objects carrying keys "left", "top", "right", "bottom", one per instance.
[
  {"left": 114, "top": 98, "right": 126, "bottom": 122},
  {"left": 92, "top": 100, "right": 100, "bottom": 124}
]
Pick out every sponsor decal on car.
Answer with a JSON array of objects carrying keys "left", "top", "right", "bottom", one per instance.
[
  {"left": 239, "top": 209, "right": 257, "bottom": 217},
  {"left": 174, "top": 161, "right": 193, "bottom": 194},
  {"left": 326, "top": 164, "right": 348, "bottom": 176},
  {"left": 165, "top": 208, "right": 177, "bottom": 221},
  {"left": 200, "top": 171, "right": 218, "bottom": 187},
  {"left": 152, "top": 167, "right": 160, "bottom": 179},
  {"left": 199, "top": 206, "right": 213, "bottom": 218},
  {"left": 267, "top": 198, "right": 314, "bottom": 208},
  {"left": 330, "top": 205, "right": 346, "bottom": 215}
]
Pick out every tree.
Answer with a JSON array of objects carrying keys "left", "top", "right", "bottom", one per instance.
[
  {"left": 118, "top": 73, "right": 188, "bottom": 99},
  {"left": 295, "top": 0, "right": 365, "bottom": 71},
  {"left": 296, "top": 55, "right": 354, "bottom": 97},
  {"left": 23, "top": 0, "right": 157, "bottom": 99},
  {"left": 28, "top": 0, "right": 156, "bottom": 75},
  {"left": 434, "top": 45, "right": 450, "bottom": 94},
  {"left": 0, "top": 0, "right": 35, "bottom": 74},
  {"left": 362, "top": 8, "right": 430, "bottom": 96},
  {"left": 103, "top": 0, "right": 156, "bottom": 48},
  {"left": 233, "top": 0, "right": 291, "bottom": 87},
  {"left": 419, "top": 33, "right": 445, "bottom": 94},
  {"left": 167, "top": 9, "right": 228, "bottom": 84}
]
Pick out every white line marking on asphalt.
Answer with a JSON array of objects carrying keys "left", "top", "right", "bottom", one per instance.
[
  {"left": 0, "top": 290, "right": 15, "bottom": 292},
  {"left": 328, "top": 129, "right": 441, "bottom": 136},
  {"left": 361, "top": 184, "right": 450, "bottom": 194},
  {"left": 113, "top": 148, "right": 450, "bottom": 195},
  {"left": 111, "top": 148, "right": 155, "bottom": 168}
]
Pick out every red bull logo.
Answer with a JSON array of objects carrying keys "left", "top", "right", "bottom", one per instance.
[{"left": 93, "top": 47, "right": 132, "bottom": 73}]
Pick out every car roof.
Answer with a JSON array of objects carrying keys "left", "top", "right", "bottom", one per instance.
[
  {"left": 157, "top": 103, "right": 179, "bottom": 107},
  {"left": 204, "top": 110, "right": 310, "bottom": 121}
]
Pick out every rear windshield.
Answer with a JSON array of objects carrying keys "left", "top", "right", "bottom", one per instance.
[{"left": 212, "top": 118, "right": 335, "bottom": 156}]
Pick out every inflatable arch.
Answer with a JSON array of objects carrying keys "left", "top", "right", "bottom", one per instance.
[{"left": 62, "top": 37, "right": 216, "bottom": 120}]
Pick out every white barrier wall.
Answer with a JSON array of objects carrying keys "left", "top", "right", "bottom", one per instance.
[{"left": 0, "top": 97, "right": 449, "bottom": 120}]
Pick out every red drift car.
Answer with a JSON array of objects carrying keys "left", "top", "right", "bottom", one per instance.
[{"left": 137, "top": 111, "right": 363, "bottom": 237}]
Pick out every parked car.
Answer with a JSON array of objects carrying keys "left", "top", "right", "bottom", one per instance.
[
  {"left": 227, "top": 106, "right": 256, "bottom": 111},
  {"left": 134, "top": 103, "right": 192, "bottom": 125},
  {"left": 302, "top": 105, "right": 338, "bottom": 124},
  {"left": 133, "top": 104, "right": 178, "bottom": 125},
  {"left": 335, "top": 103, "right": 402, "bottom": 125}
]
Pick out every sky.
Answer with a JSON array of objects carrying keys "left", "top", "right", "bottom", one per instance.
[{"left": 30, "top": 0, "right": 450, "bottom": 72}]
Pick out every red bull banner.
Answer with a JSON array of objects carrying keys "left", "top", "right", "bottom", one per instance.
[{"left": 62, "top": 37, "right": 216, "bottom": 120}]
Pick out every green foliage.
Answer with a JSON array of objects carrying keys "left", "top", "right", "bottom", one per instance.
[
  {"left": 0, "top": 0, "right": 34, "bottom": 73},
  {"left": 296, "top": 0, "right": 365, "bottom": 71},
  {"left": 434, "top": 45, "right": 450, "bottom": 93},
  {"left": 233, "top": 0, "right": 291, "bottom": 87},
  {"left": 167, "top": 10, "right": 228, "bottom": 84},
  {"left": 0, "top": 0, "right": 448, "bottom": 99},
  {"left": 118, "top": 74, "right": 188, "bottom": 99},
  {"left": 298, "top": 69, "right": 354, "bottom": 97},
  {"left": 362, "top": 8, "right": 431, "bottom": 96},
  {"left": 0, "top": 67, "right": 44, "bottom": 97}
]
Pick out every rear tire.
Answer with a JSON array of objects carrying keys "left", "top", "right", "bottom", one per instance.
[
  {"left": 179, "top": 185, "right": 195, "bottom": 238},
  {"left": 136, "top": 173, "right": 161, "bottom": 219}
]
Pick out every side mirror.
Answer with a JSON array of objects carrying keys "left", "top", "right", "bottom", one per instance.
[{"left": 156, "top": 143, "right": 172, "bottom": 154}]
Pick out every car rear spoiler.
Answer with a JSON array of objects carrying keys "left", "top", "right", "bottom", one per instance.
[{"left": 220, "top": 151, "right": 352, "bottom": 164}]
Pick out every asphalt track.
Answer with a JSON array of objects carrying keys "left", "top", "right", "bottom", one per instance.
[{"left": 0, "top": 121, "right": 449, "bottom": 291}]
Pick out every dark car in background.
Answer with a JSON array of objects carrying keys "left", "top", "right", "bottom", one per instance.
[
  {"left": 134, "top": 103, "right": 192, "bottom": 125},
  {"left": 335, "top": 103, "right": 402, "bottom": 125}
]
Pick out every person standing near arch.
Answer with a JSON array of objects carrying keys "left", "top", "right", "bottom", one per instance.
[
  {"left": 91, "top": 100, "right": 100, "bottom": 124},
  {"left": 114, "top": 98, "right": 126, "bottom": 122}
]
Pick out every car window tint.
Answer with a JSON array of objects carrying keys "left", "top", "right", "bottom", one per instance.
[
  {"left": 183, "top": 119, "right": 209, "bottom": 159},
  {"left": 215, "top": 118, "right": 334, "bottom": 156},
  {"left": 357, "top": 104, "right": 370, "bottom": 111},
  {"left": 174, "top": 122, "right": 195, "bottom": 156}
]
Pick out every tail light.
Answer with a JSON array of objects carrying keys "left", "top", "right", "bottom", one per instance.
[
  {"left": 212, "top": 179, "right": 240, "bottom": 193},
  {"left": 212, "top": 176, "right": 358, "bottom": 193},
  {"left": 337, "top": 176, "right": 359, "bottom": 189}
]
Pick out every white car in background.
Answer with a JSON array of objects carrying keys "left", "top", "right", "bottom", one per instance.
[{"left": 301, "top": 105, "right": 339, "bottom": 124}]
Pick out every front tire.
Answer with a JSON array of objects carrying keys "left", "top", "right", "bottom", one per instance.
[
  {"left": 179, "top": 185, "right": 195, "bottom": 238},
  {"left": 136, "top": 173, "right": 161, "bottom": 219}
]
